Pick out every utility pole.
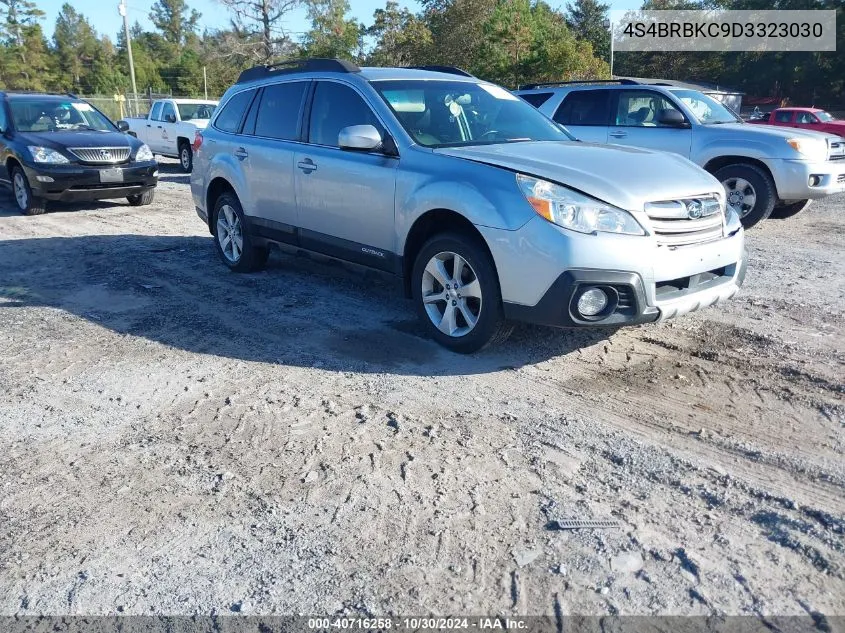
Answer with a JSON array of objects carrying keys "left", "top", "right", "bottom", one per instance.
[
  {"left": 118, "top": 0, "right": 139, "bottom": 116},
  {"left": 203, "top": 66, "right": 208, "bottom": 100}
]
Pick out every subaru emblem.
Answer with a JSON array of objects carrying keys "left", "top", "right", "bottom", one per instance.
[{"left": 686, "top": 200, "right": 703, "bottom": 219}]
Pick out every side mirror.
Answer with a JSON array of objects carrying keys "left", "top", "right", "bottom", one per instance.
[
  {"left": 338, "top": 124, "right": 382, "bottom": 151},
  {"left": 116, "top": 120, "right": 130, "bottom": 133},
  {"left": 657, "top": 109, "right": 689, "bottom": 127},
  {"left": 165, "top": 114, "right": 177, "bottom": 123}
]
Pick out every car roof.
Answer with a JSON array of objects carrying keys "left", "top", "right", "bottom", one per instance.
[
  {"left": 2, "top": 92, "right": 81, "bottom": 100},
  {"left": 358, "top": 67, "right": 478, "bottom": 82},
  {"left": 163, "top": 98, "right": 219, "bottom": 104}
]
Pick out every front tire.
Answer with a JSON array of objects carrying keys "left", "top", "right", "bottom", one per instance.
[
  {"left": 212, "top": 192, "right": 268, "bottom": 272},
  {"left": 127, "top": 189, "right": 155, "bottom": 206},
  {"left": 11, "top": 166, "right": 47, "bottom": 215},
  {"left": 179, "top": 142, "right": 193, "bottom": 172},
  {"left": 771, "top": 199, "right": 812, "bottom": 219},
  {"left": 411, "top": 232, "right": 511, "bottom": 353},
  {"left": 714, "top": 163, "right": 776, "bottom": 229}
]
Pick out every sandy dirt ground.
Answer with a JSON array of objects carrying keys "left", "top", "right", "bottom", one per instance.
[{"left": 1, "top": 161, "right": 843, "bottom": 618}]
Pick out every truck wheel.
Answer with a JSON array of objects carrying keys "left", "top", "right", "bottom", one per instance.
[
  {"left": 771, "top": 199, "right": 812, "bottom": 219},
  {"left": 714, "top": 163, "right": 776, "bottom": 229},
  {"left": 11, "top": 166, "right": 47, "bottom": 215},
  {"left": 127, "top": 189, "right": 155, "bottom": 206},
  {"left": 179, "top": 142, "right": 193, "bottom": 172},
  {"left": 212, "top": 192, "right": 269, "bottom": 272},
  {"left": 411, "top": 232, "right": 512, "bottom": 354}
]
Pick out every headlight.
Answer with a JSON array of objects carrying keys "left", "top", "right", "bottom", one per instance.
[
  {"left": 517, "top": 174, "right": 645, "bottom": 235},
  {"left": 27, "top": 146, "right": 69, "bottom": 164},
  {"left": 786, "top": 138, "right": 827, "bottom": 162},
  {"left": 135, "top": 144, "right": 154, "bottom": 162}
]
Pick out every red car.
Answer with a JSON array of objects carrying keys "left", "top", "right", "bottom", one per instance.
[{"left": 748, "top": 107, "right": 845, "bottom": 138}]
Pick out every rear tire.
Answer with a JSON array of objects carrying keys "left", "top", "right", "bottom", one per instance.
[
  {"left": 212, "top": 192, "right": 269, "bottom": 272},
  {"left": 11, "top": 166, "right": 47, "bottom": 215},
  {"left": 127, "top": 189, "right": 155, "bottom": 206},
  {"left": 714, "top": 163, "right": 776, "bottom": 229},
  {"left": 179, "top": 142, "right": 193, "bottom": 173},
  {"left": 411, "top": 232, "right": 511, "bottom": 353},
  {"left": 771, "top": 199, "right": 812, "bottom": 219}
]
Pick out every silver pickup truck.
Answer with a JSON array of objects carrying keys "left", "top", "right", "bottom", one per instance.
[{"left": 516, "top": 80, "right": 845, "bottom": 227}]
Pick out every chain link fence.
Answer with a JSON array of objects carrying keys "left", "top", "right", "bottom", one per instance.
[{"left": 78, "top": 92, "right": 174, "bottom": 121}]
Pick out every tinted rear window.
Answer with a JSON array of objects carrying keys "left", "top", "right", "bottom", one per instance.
[
  {"left": 519, "top": 92, "right": 553, "bottom": 107},
  {"left": 254, "top": 81, "right": 308, "bottom": 140},
  {"left": 554, "top": 90, "right": 610, "bottom": 126},
  {"left": 214, "top": 90, "right": 255, "bottom": 133},
  {"left": 775, "top": 110, "right": 793, "bottom": 123}
]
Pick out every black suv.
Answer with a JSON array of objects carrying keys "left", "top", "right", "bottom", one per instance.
[{"left": 0, "top": 92, "right": 159, "bottom": 215}]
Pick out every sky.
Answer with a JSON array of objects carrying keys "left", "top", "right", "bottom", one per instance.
[{"left": 42, "top": 0, "right": 642, "bottom": 43}]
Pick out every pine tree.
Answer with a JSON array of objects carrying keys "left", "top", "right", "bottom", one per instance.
[{"left": 565, "top": 0, "right": 610, "bottom": 64}]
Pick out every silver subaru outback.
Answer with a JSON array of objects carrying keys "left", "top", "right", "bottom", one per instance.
[{"left": 191, "top": 59, "right": 746, "bottom": 353}]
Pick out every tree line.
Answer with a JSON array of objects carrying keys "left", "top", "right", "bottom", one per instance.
[{"left": 0, "top": 0, "right": 842, "bottom": 106}]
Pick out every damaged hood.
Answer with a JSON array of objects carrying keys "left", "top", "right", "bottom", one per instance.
[{"left": 434, "top": 141, "right": 723, "bottom": 209}]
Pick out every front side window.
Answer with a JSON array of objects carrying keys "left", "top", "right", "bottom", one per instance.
[
  {"left": 614, "top": 90, "right": 684, "bottom": 127},
  {"left": 555, "top": 90, "right": 610, "bottom": 126},
  {"left": 775, "top": 110, "right": 794, "bottom": 123},
  {"left": 177, "top": 102, "right": 217, "bottom": 121},
  {"left": 255, "top": 81, "right": 308, "bottom": 141},
  {"left": 817, "top": 111, "right": 836, "bottom": 122},
  {"left": 161, "top": 102, "right": 177, "bottom": 122},
  {"left": 214, "top": 90, "right": 255, "bottom": 133},
  {"left": 373, "top": 80, "right": 570, "bottom": 148},
  {"left": 672, "top": 89, "right": 741, "bottom": 125},
  {"left": 309, "top": 82, "right": 383, "bottom": 147},
  {"left": 9, "top": 99, "right": 115, "bottom": 133},
  {"left": 150, "top": 102, "right": 163, "bottom": 121}
]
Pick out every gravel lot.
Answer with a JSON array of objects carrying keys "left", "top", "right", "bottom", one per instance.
[{"left": 1, "top": 160, "right": 843, "bottom": 618}]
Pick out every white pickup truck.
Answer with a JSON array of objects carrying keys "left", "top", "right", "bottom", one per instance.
[{"left": 120, "top": 98, "right": 218, "bottom": 172}]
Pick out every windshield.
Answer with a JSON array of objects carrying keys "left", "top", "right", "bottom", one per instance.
[
  {"left": 817, "top": 111, "right": 836, "bottom": 122},
  {"left": 671, "top": 89, "right": 740, "bottom": 125},
  {"left": 9, "top": 99, "right": 116, "bottom": 133},
  {"left": 373, "top": 80, "right": 572, "bottom": 148},
  {"left": 177, "top": 102, "right": 217, "bottom": 121}
]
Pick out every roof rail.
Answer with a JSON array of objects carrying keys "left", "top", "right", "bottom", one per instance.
[
  {"left": 517, "top": 79, "right": 640, "bottom": 90},
  {"left": 406, "top": 65, "right": 475, "bottom": 78},
  {"left": 237, "top": 58, "right": 360, "bottom": 84}
]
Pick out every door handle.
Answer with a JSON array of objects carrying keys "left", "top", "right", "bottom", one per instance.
[
  {"left": 609, "top": 130, "right": 627, "bottom": 138},
  {"left": 156, "top": 125, "right": 162, "bottom": 129},
  {"left": 234, "top": 147, "right": 249, "bottom": 160},
  {"left": 297, "top": 158, "right": 316, "bottom": 173}
]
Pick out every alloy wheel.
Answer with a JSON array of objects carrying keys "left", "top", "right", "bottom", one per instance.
[
  {"left": 722, "top": 177, "right": 757, "bottom": 218},
  {"left": 216, "top": 204, "right": 243, "bottom": 263},
  {"left": 421, "top": 251, "right": 483, "bottom": 337},
  {"left": 13, "top": 172, "right": 28, "bottom": 210},
  {"left": 181, "top": 148, "right": 191, "bottom": 170}
]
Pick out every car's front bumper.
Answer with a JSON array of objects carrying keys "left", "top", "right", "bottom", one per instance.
[
  {"left": 23, "top": 161, "right": 159, "bottom": 202},
  {"left": 767, "top": 158, "right": 845, "bottom": 200},
  {"left": 482, "top": 216, "right": 746, "bottom": 329}
]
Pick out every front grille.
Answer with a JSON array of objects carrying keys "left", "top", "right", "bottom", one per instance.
[
  {"left": 838, "top": 174, "right": 845, "bottom": 183},
  {"left": 68, "top": 147, "right": 131, "bottom": 164},
  {"left": 829, "top": 141, "right": 844, "bottom": 161},
  {"left": 644, "top": 196, "right": 725, "bottom": 247}
]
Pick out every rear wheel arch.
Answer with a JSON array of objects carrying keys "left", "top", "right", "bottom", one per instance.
[
  {"left": 402, "top": 209, "right": 498, "bottom": 297},
  {"left": 206, "top": 177, "right": 237, "bottom": 233}
]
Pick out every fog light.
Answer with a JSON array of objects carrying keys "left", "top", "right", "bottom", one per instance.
[
  {"left": 577, "top": 287, "right": 609, "bottom": 317},
  {"left": 35, "top": 175, "right": 54, "bottom": 183},
  {"left": 153, "top": 170, "right": 159, "bottom": 177},
  {"left": 809, "top": 175, "right": 821, "bottom": 186}
]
